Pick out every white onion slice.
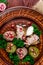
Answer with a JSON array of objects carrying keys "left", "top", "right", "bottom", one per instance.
[{"left": 26, "top": 26, "right": 34, "bottom": 36}]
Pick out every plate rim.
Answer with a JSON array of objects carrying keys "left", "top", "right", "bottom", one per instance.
[{"left": 0, "top": 6, "right": 43, "bottom": 65}]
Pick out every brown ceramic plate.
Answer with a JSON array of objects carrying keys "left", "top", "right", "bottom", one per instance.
[{"left": 0, "top": 6, "right": 43, "bottom": 65}]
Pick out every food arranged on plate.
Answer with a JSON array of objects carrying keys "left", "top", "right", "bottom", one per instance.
[
  {"left": 29, "top": 46, "right": 40, "bottom": 58},
  {"left": 0, "top": 22, "right": 42, "bottom": 65},
  {"left": 16, "top": 47, "right": 27, "bottom": 59},
  {"left": 16, "top": 25, "right": 26, "bottom": 40},
  {"left": 24, "top": 34, "right": 39, "bottom": 46},
  {"left": 0, "top": 3, "right": 6, "bottom": 11},
  {"left": 0, "top": 0, "right": 7, "bottom": 11},
  {"left": 3, "top": 31, "right": 16, "bottom": 41},
  {"left": 6, "top": 42, "right": 16, "bottom": 53}
]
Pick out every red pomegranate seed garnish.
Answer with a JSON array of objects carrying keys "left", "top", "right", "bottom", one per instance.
[
  {"left": 22, "top": 35, "right": 26, "bottom": 40},
  {"left": 19, "top": 49, "right": 22, "bottom": 52},
  {"left": 19, "top": 27, "right": 22, "bottom": 32},
  {"left": 11, "top": 24, "right": 14, "bottom": 28},
  {"left": 9, "top": 33, "right": 14, "bottom": 38}
]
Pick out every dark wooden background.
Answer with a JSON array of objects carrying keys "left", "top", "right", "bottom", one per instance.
[{"left": 7, "top": 0, "right": 39, "bottom": 8}]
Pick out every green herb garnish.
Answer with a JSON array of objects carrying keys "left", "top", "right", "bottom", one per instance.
[
  {"left": 13, "top": 38, "right": 24, "bottom": 48},
  {"left": 0, "top": 34, "right": 7, "bottom": 49},
  {"left": 9, "top": 53, "right": 34, "bottom": 65},
  {"left": 0, "top": 0, "right": 8, "bottom": 4},
  {"left": 22, "top": 55, "right": 34, "bottom": 65},
  {"left": 32, "top": 24, "right": 41, "bottom": 36},
  {"left": 9, "top": 53, "right": 20, "bottom": 65},
  {"left": 0, "top": 34, "right": 3, "bottom": 39}
]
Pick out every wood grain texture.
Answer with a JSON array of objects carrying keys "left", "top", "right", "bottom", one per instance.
[
  {"left": 0, "top": 7, "right": 43, "bottom": 65},
  {"left": 7, "top": 0, "right": 39, "bottom": 8}
]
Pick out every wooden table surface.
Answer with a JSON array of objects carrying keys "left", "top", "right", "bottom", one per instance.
[{"left": 7, "top": 0, "right": 39, "bottom": 8}]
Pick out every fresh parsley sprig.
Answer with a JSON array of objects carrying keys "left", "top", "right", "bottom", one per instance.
[
  {"left": 32, "top": 24, "right": 41, "bottom": 36},
  {"left": 0, "top": 0, "right": 8, "bottom": 4}
]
